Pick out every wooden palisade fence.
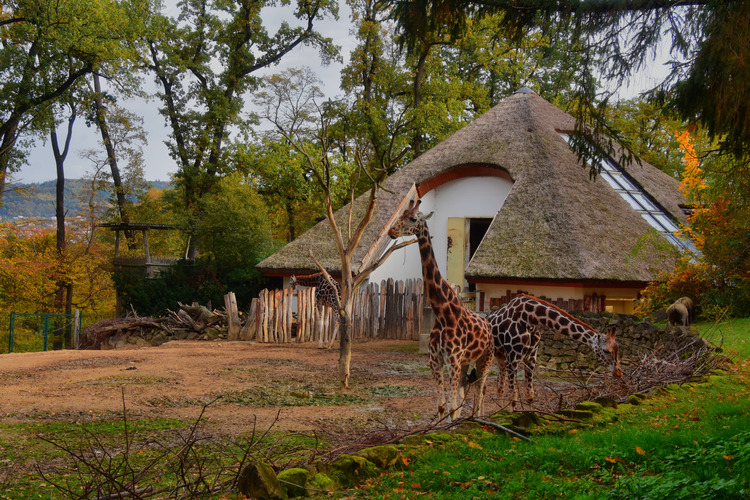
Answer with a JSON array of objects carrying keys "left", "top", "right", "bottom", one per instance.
[{"left": 236, "top": 279, "right": 425, "bottom": 344}]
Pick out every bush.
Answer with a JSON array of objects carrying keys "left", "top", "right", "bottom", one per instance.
[
  {"left": 113, "top": 258, "right": 267, "bottom": 317},
  {"left": 636, "top": 256, "right": 750, "bottom": 319}
]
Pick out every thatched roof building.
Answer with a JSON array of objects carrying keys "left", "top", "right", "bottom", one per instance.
[{"left": 257, "top": 88, "right": 687, "bottom": 313}]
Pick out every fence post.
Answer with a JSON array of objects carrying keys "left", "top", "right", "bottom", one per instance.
[
  {"left": 43, "top": 314, "right": 50, "bottom": 351},
  {"left": 73, "top": 310, "right": 81, "bottom": 349},
  {"left": 224, "top": 292, "right": 240, "bottom": 340},
  {"left": 8, "top": 312, "right": 15, "bottom": 353}
]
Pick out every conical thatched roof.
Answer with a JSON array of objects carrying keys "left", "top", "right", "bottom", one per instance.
[{"left": 257, "top": 89, "right": 686, "bottom": 283}]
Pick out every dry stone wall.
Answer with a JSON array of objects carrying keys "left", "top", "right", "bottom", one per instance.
[{"left": 535, "top": 312, "right": 710, "bottom": 372}]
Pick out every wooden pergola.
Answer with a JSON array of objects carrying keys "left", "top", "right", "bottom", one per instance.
[
  {"left": 98, "top": 222, "right": 183, "bottom": 317},
  {"left": 99, "top": 222, "right": 184, "bottom": 277}
]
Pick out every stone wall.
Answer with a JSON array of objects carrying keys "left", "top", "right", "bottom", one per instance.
[{"left": 536, "top": 312, "right": 710, "bottom": 372}]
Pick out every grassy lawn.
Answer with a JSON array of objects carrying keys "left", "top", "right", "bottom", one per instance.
[
  {"left": 0, "top": 319, "right": 748, "bottom": 499},
  {"left": 351, "top": 318, "right": 750, "bottom": 499}
]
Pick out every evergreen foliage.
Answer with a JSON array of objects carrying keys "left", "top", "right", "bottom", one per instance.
[{"left": 113, "top": 257, "right": 267, "bottom": 317}]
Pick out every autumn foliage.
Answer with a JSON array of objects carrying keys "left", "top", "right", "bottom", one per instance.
[
  {"left": 0, "top": 220, "right": 116, "bottom": 320},
  {"left": 638, "top": 130, "right": 750, "bottom": 318}
]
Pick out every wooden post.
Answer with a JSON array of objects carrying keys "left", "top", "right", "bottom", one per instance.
[
  {"left": 239, "top": 298, "right": 259, "bottom": 340},
  {"left": 285, "top": 287, "right": 293, "bottom": 342},
  {"left": 73, "top": 309, "right": 80, "bottom": 349},
  {"left": 370, "top": 282, "right": 379, "bottom": 338},
  {"left": 142, "top": 229, "right": 153, "bottom": 278},
  {"left": 225, "top": 292, "right": 240, "bottom": 340},
  {"left": 273, "top": 289, "right": 282, "bottom": 342},
  {"left": 261, "top": 289, "right": 269, "bottom": 342}
]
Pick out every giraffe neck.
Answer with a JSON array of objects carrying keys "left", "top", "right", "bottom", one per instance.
[
  {"left": 416, "top": 226, "right": 462, "bottom": 314},
  {"left": 523, "top": 295, "right": 599, "bottom": 348},
  {"left": 293, "top": 272, "right": 326, "bottom": 287}
]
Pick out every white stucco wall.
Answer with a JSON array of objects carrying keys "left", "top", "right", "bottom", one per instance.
[{"left": 368, "top": 176, "right": 513, "bottom": 285}]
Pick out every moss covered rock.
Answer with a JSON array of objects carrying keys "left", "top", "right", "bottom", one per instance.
[
  {"left": 628, "top": 393, "right": 647, "bottom": 405},
  {"left": 511, "top": 411, "right": 541, "bottom": 427},
  {"left": 575, "top": 401, "right": 603, "bottom": 413},
  {"left": 557, "top": 409, "right": 594, "bottom": 420},
  {"left": 277, "top": 468, "right": 310, "bottom": 497},
  {"left": 357, "top": 445, "right": 399, "bottom": 469},
  {"left": 593, "top": 397, "right": 618, "bottom": 409},
  {"left": 330, "top": 454, "right": 379, "bottom": 487},
  {"left": 238, "top": 460, "right": 287, "bottom": 499},
  {"left": 308, "top": 472, "right": 335, "bottom": 492}
]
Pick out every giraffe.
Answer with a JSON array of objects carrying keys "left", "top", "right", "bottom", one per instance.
[
  {"left": 388, "top": 199, "right": 494, "bottom": 422},
  {"left": 488, "top": 294, "right": 623, "bottom": 406},
  {"left": 290, "top": 272, "right": 342, "bottom": 346},
  {"left": 289, "top": 272, "right": 341, "bottom": 311}
]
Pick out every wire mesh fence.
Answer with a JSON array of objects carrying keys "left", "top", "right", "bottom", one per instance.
[{"left": 1, "top": 311, "right": 81, "bottom": 354}]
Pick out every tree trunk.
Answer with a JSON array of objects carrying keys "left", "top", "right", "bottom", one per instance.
[
  {"left": 93, "top": 73, "right": 134, "bottom": 243},
  {"left": 51, "top": 105, "right": 76, "bottom": 348},
  {"left": 338, "top": 310, "right": 352, "bottom": 388},
  {"left": 0, "top": 117, "right": 19, "bottom": 207}
]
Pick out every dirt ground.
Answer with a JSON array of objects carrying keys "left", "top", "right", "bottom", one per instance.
[{"left": 0, "top": 339, "right": 446, "bottom": 437}]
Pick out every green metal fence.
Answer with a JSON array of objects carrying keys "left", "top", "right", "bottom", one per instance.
[{"left": 1, "top": 311, "right": 81, "bottom": 354}]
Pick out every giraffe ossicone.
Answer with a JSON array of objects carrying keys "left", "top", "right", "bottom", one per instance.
[{"left": 388, "top": 199, "right": 494, "bottom": 422}]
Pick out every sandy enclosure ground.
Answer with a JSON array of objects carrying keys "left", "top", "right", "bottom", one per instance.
[{"left": 0, "top": 340, "right": 447, "bottom": 436}]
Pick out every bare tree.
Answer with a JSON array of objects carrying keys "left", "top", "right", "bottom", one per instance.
[{"left": 255, "top": 68, "right": 414, "bottom": 387}]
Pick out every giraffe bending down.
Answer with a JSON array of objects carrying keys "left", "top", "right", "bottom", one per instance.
[
  {"left": 388, "top": 199, "right": 494, "bottom": 422},
  {"left": 488, "top": 294, "right": 623, "bottom": 406}
]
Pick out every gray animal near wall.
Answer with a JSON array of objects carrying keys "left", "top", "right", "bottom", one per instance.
[{"left": 667, "top": 296, "right": 694, "bottom": 326}]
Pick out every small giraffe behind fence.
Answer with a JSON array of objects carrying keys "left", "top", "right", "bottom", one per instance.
[{"left": 240, "top": 279, "right": 424, "bottom": 344}]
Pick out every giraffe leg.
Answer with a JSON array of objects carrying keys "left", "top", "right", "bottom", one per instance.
[
  {"left": 524, "top": 345, "right": 539, "bottom": 403},
  {"left": 447, "top": 359, "right": 463, "bottom": 422},
  {"left": 473, "top": 350, "right": 493, "bottom": 418},
  {"left": 326, "top": 314, "right": 340, "bottom": 349},
  {"left": 495, "top": 351, "right": 507, "bottom": 401},
  {"left": 505, "top": 351, "right": 521, "bottom": 408},
  {"left": 429, "top": 334, "right": 447, "bottom": 420}
]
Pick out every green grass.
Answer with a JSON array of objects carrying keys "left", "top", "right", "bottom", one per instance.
[{"left": 350, "top": 318, "right": 750, "bottom": 499}]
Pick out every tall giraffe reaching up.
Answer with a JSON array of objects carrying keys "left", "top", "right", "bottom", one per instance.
[
  {"left": 388, "top": 199, "right": 493, "bottom": 422},
  {"left": 488, "top": 294, "right": 623, "bottom": 406}
]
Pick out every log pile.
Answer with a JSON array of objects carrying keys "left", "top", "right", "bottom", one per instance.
[{"left": 80, "top": 302, "right": 230, "bottom": 350}]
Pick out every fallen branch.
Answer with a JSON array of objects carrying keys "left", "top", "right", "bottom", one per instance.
[{"left": 466, "top": 418, "right": 534, "bottom": 442}]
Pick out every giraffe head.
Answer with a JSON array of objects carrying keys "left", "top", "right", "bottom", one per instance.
[
  {"left": 596, "top": 329, "right": 623, "bottom": 378},
  {"left": 289, "top": 275, "right": 298, "bottom": 288},
  {"left": 388, "top": 199, "right": 433, "bottom": 239}
]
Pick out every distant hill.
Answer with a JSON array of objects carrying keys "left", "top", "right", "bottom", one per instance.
[{"left": 1, "top": 180, "right": 172, "bottom": 220}]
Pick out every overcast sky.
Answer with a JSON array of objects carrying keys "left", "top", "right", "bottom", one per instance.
[{"left": 16, "top": 3, "right": 669, "bottom": 185}]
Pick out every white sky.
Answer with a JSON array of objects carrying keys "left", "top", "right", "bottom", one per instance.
[{"left": 15, "top": 2, "right": 670, "bottom": 184}]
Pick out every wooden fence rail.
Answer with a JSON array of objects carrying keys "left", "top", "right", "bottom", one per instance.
[{"left": 239, "top": 279, "right": 425, "bottom": 344}]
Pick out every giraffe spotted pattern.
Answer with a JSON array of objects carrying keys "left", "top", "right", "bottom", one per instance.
[
  {"left": 488, "top": 294, "right": 623, "bottom": 406},
  {"left": 389, "top": 199, "right": 493, "bottom": 422},
  {"left": 289, "top": 272, "right": 341, "bottom": 311}
]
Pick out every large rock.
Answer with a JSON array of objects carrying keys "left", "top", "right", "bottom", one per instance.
[
  {"left": 356, "top": 445, "right": 399, "bottom": 469},
  {"left": 330, "top": 454, "right": 379, "bottom": 487},
  {"left": 238, "top": 460, "right": 287, "bottom": 499},
  {"left": 277, "top": 468, "right": 310, "bottom": 497}
]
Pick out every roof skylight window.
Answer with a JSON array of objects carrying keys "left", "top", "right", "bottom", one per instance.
[{"left": 560, "top": 133, "right": 697, "bottom": 253}]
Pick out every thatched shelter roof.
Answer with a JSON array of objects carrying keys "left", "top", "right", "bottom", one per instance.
[{"left": 257, "top": 89, "right": 686, "bottom": 284}]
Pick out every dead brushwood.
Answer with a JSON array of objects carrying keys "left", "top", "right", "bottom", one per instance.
[{"left": 34, "top": 390, "right": 328, "bottom": 499}]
